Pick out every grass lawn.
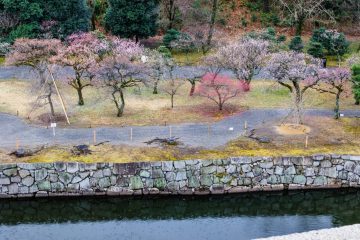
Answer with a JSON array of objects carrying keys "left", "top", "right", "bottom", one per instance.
[
  {"left": 0, "top": 79, "right": 359, "bottom": 127},
  {"left": 171, "top": 50, "right": 205, "bottom": 66}
]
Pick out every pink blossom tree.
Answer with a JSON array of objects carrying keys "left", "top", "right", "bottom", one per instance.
[
  {"left": 195, "top": 73, "right": 247, "bottom": 111},
  {"left": 213, "top": 38, "right": 269, "bottom": 87},
  {"left": 308, "top": 68, "right": 352, "bottom": 119},
  {"left": 6, "top": 38, "right": 62, "bottom": 117},
  {"left": 55, "top": 32, "right": 107, "bottom": 106},
  {"left": 94, "top": 37, "right": 146, "bottom": 117},
  {"left": 266, "top": 51, "right": 321, "bottom": 124}
]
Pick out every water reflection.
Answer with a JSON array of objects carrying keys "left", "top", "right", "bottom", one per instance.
[{"left": 0, "top": 189, "right": 360, "bottom": 240}]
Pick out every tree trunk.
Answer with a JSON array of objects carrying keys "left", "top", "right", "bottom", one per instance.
[
  {"left": 112, "top": 89, "right": 125, "bottom": 117},
  {"left": 263, "top": 0, "right": 270, "bottom": 12},
  {"left": 356, "top": 99, "right": 360, "bottom": 105},
  {"left": 293, "top": 83, "right": 303, "bottom": 124},
  {"left": 118, "top": 88, "right": 125, "bottom": 117},
  {"left": 77, "top": 87, "right": 84, "bottom": 106},
  {"left": 171, "top": 94, "right": 174, "bottom": 108},
  {"left": 219, "top": 102, "right": 223, "bottom": 111},
  {"left": 334, "top": 91, "right": 341, "bottom": 119},
  {"left": 203, "top": 0, "right": 218, "bottom": 54},
  {"left": 153, "top": 79, "right": 159, "bottom": 94},
  {"left": 189, "top": 81, "right": 196, "bottom": 96},
  {"left": 48, "top": 94, "right": 55, "bottom": 117},
  {"left": 295, "top": 16, "right": 305, "bottom": 36}
]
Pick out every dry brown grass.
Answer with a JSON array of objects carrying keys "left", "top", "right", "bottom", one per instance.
[{"left": 0, "top": 79, "right": 359, "bottom": 127}]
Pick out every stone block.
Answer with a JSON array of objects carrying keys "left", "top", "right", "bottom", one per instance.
[
  {"left": 293, "top": 175, "right": 306, "bottom": 185},
  {"left": 129, "top": 176, "right": 143, "bottom": 190},
  {"left": 3, "top": 168, "right": 18, "bottom": 177},
  {"left": 176, "top": 170, "right": 187, "bottom": 181},
  {"left": 66, "top": 162, "right": 79, "bottom": 173},
  {"left": 37, "top": 181, "right": 51, "bottom": 191},
  {"left": 35, "top": 169, "right": 48, "bottom": 181},
  {"left": 174, "top": 161, "right": 185, "bottom": 169},
  {"left": 161, "top": 161, "right": 174, "bottom": 171},
  {"left": 54, "top": 162, "right": 66, "bottom": 171},
  {"left": 0, "top": 177, "right": 10, "bottom": 185}
]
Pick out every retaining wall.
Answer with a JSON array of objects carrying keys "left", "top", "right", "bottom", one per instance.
[{"left": 1, "top": 154, "right": 360, "bottom": 198}]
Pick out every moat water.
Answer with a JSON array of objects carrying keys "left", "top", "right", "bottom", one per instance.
[{"left": 1, "top": 189, "right": 360, "bottom": 240}]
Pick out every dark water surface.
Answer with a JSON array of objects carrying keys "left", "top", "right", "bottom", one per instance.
[{"left": 1, "top": 189, "right": 360, "bottom": 240}]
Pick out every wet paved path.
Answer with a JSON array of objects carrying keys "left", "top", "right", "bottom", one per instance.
[{"left": 0, "top": 109, "right": 359, "bottom": 150}]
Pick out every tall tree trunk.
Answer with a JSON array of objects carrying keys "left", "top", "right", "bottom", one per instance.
[
  {"left": 47, "top": 93, "right": 55, "bottom": 117},
  {"left": 76, "top": 78, "right": 85, "bottom": 105},
  {"left": 171, "top": 94, "right": 174, "bottom": 108},
  {"left": 263, "top": 0, "right": 270, "bottom": 12},
  {"left": 293, "top": 82, "right": 303, "bottom": 124},
  {"left": 77, "top": 88, "right": 84, "bottom": 106},
  {"left": 189, "top": 80, "right": 196, "bottom": 96},
  {"left": 153, "top": 79, "right": 159, "bottom": 94},
  {"left": 295, "top": 16, "right": 305, "bottom": 36},
  {"left": 112, "top": 89, "right": 125, "bottom": 117},
  {"left": 203, "top": 0, "right": 218, "bottom": 54},
  {"left": 334, "top": 91, "right": 341, "bottom": 119}
]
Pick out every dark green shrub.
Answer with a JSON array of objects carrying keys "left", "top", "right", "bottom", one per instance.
[
  {"left": 241, "top": 18, "right": 248, "bottom": 27},
  {"left": 352, "top": 65, "right": 360, "bottom": 105},
  {"left": 307, "top": 41, "right": 324, "bottom": 58},
  {"left": 277, "top": 35, "right": 286, "bottom": 43},
  {"left": 105, "top": 0, "right": 158, "bottom": 41},
  {"left": 289, "top": 36, "right": 304, "bottom": 52},
  {"left": 163, "top": 29, "right": 180, "bottom": 48},
  {"left": 251, "top": 14, "right": 257, "bottom": 22},
  {"left": 8, "top": 23, "right": 40, "bottom": 43}
]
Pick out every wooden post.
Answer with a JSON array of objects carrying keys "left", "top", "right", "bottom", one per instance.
[
  {"left": 93, "top": 130, "right": 96, "bottom": 145},
  {"left": 47, "top": 66, "right": 70, "bottom": 125},
  {"left": 305, "top": 135, "right": 309, "bottom": 148},
  {"left": 130, "top": 128, "right": 133, "bottom": 141},
  {"left": 244, "top": 121, "right": 248, "bottom": 130}
]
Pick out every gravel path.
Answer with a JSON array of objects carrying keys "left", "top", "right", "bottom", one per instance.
[
  {"left": 0, "top": 109, "right": 359, "bottom": 150},
  {"left": 256, "top": 224, "right": 360, "bottom": 240}
]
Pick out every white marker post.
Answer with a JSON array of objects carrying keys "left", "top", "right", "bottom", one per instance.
[{"left": 51, "top": 122, "right": 57, "bottom": 137}]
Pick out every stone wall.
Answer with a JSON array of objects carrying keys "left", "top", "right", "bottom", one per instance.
[{"left": 0, "top": 155, "right": 360, "bottom": 198}]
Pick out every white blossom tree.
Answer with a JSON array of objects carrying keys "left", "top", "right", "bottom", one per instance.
[
  {"left": 266, "top": 51, "right": 321, "bottom": 124},
  {"left": 212, "top": 38, "right": 269, "bottom": 87},
  {"left": 308, "top": 68, "right": 352, "bottom": 119}
]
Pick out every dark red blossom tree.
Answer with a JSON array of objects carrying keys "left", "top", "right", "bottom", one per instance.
[{"left": 195, "top": 73, "right": 247, "bottom": 110}]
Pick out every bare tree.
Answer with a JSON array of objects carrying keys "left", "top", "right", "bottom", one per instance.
[
  {"left": 160, "top": 59, "right": 185, "bottom": 108},
  {"left": 277, "top": 0, "right": 335, "bottom": 35},
  {"left": 94, "top": 38, "right": 146, "bottom": 117},
  {"left": 6, "top": 38, "right": 61, "bottom": 117}
]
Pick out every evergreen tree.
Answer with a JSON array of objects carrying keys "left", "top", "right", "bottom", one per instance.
[
  {"left": 0, "top": 0, "right": 91, "bottom": 41},
  {"left": 352, "top": 65, "right": 360, "bottom": 105},
  {"left": 104, "top": 0, "right": 158, "bottom": 41},
  {"left": 307, "top": 41, "right": 324, "bottom": 58},
  {"left": 289, "top": 36, "right": 304, "bottom": 52},
  {"left": 162, "top": 28, "right": 179, "bottom": 48}
]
